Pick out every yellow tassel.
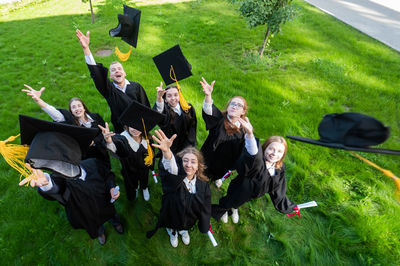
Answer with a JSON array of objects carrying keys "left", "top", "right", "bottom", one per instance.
[
  {"left": 169, "top": 65, "right": 191, "bottom": 113},
  {"left": 0, "top": 134, "right": 35, "bottom": 185},
  {"left": 115, "top": 46, "right": 132, "bottom": 61},
  {"left": 141, "top": 118, "right": 154, "bottom": 167},
  {"left": 349, "top": 151, "right": 400, "bottom": 196}
]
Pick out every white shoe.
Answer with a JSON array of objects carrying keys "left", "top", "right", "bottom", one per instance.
[
  {"left": 221, "top": 211, "right": 228, "bottom": 223},
  {"left": 166, "top": 228, "right": 178, "bottom": 248},
  {"left": 143, "top": 188, "right": 150, "bottom": 201},
  {"left": 179, "top": 230, "right": 190, "bottom": 245},
  {"left": 215, "top": 179, "right": 223, "bottom": 188},
  {"left": 232, "top": 208, "right": 239, "bottom": 224}
]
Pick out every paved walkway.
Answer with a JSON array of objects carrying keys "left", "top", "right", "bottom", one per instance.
[{"left": 304, "top": 0, "right": 400, "bottom": 52}]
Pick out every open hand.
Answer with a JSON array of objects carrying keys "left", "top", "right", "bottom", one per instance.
[
  {"left": 151, "top": 129, "right": 176, "bottom": 156},
  {"left": 238, "top": 117, "right": 253, "bottom": 136},
  {"left": 76, "top": 29, "right": 90, "bottom": 49},
  {"left": 19, "top": 165, "right": 49, "bottom": 187},
  {"left": 200, "top": 77, "right": 215, "bottom": 97},
  {"left": 22, "top": 84, "right": 45, "bottom": 102}
]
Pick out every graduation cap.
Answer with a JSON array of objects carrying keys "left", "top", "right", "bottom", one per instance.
[
  {"left": 153, "top": 45, "right": 192, "bottom": 112},
  {"left": 119, "top": 101, "right": 166, "bottom": 166},
  {"left": 109, "top": 5, "right": 141, "bottom": 48},
  {"left": 287, "top": 112, "right": 400, "bottom": 155},
  {"left": 20, "top": 115, "right": 99, "bottom": 178}
]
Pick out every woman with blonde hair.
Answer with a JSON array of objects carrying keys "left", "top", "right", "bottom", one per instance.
[{"left": 211, "top": 117, "right": 297, "bottom": 224}]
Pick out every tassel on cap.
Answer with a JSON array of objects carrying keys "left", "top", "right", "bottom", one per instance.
[
  {"left": 0, "top": 134, "right": 34, "bottom": 185},
  {"left": 170, "top": 65, "right": 191, "bottom": 113},
  {"left": 350, "top": 151, "right": 400, "bottom": 197},
  {"left": 115, "top": 46, "right": 133, "bottom": 62},
  {"left": 142, "top": 118, "right": 154, "bottom": 166}
]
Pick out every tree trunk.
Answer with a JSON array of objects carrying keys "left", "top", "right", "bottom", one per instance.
[
  {"left": 89, "top": 0, "right": 94, "bottom": 24},
  {"left": 259, "top": 26, "right": 270, "bottom": 58}
]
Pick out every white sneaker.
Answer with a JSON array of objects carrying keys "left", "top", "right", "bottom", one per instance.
[
  {"left": 232, "top": 208, "right": 239, "bottom": 224},
  {"left": 215, "top": 179, "right": 223, "bottom": 188},
  {"left": 143, "top": 188, "right": 150, "bottom": 201},
  {"left": 221, "top": 211, "right": 228, "bottom": 223},
  {"left": 179, "top": 230, "right": 190, "bottom": 245},
  {"left": 166, "top": 228, "right": 178, "bottom": 248}
]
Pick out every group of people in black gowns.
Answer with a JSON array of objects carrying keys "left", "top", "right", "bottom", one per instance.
[{"left": 19, "top": 28, "right": 298, "bottom": 247}]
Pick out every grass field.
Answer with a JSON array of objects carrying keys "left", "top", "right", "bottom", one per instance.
[{"left": 1, "top": 0, "right": 399, "bottom": 265}]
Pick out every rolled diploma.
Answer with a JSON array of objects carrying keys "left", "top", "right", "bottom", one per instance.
[
  {"left": 297, "top": 201, "right": 317, "bottom": 209},
  {"left": 220, "top": 170, "right": 232, "bottom": 182},
  {"left": 152, "top": 171, "right": 158, "bottom": 183},
  {"left": 110, "top": 185, "right": 120, "bottom": 203},
  {"left": 208, "top": 231, "right": 218, "bottom": 247}
]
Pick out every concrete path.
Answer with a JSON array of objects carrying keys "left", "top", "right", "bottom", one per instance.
[{"left": 304, "top": 0, "right": 400, "bottom": 52}]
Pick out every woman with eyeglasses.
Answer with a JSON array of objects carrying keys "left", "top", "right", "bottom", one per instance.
[{"left": 199, "top": 77, "right": 247, "bottom": 187}]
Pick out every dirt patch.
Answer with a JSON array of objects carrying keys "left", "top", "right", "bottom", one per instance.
[{"left": 95, "top": 49, "right": 113, "bottom": 57}]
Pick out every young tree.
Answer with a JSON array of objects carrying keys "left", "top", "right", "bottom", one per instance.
[
  {"left": 82, "top": 0, "right": 95, "bottom": 24},
  {"left": 230, "top": 0, "right": 297, "bottom": 57}
]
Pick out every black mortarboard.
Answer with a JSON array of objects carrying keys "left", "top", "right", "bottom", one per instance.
[
  {"left": 152, "top": 45, "right": 192, "bottom": 85},
  {"left": 109, "top": 5, "right": 141, "bottom": 47},
  {"left": 119, "top": 101, "right": 166, "bottom": 133},
  {"left": 20, "top": 115, "right": 99, "bottom": 177},
  {"left": 287, "top": 112, "right": 400, "bottom": 155}
]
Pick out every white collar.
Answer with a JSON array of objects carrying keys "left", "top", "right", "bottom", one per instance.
[
  {"left": 170, "top": 103, "right": 182, "bottom": 116},
  {"left": 121, "top": 130, "right": 147, "bottom": 152},
  {"left": 113, "top": 79, "right": 130, "bottom": 93},
  {"left": 227, "top": 115, "right": 241, "bottom": 128},
  {"left": 79, "top": 113, "right": 94, "bottom": 127},
  {"left": 78, "top": 167, "right": 87, "bottom": 181},
  {"left": 183, "top": 176, "right": 197, "bottom": 194}
]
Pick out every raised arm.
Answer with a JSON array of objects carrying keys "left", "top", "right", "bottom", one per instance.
[
  {"left": 76, "top": 29, "right": 92, "bottom": 56},
  {"left": 200, "top": 77, "right": 215, "bottom": 104}
]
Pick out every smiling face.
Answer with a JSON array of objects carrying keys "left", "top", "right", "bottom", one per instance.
[
  {"left": 164, "top": 87, "right": 179, "bottom": 108},
  {"left": 182, "top": 153, "right": 199, "bottom": 180},
  {"left": 227, "top": 97, "right": 246, "bottom": 119},
  {"left": 264, "top": 142, "right": 286, "bottom": 163},
  {"left": 109, "top": 62, "right": 126, "bottom": 86},
  {"left": 69, "top": 100, "right": 86, "bottom": 119}
]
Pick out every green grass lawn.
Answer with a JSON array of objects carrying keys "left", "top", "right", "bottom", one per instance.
[{"left": 1, "top": 0, "right": 399, "bottom": 264}]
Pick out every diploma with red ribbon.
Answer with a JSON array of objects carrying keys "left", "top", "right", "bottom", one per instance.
[
  {"left": 287, "top": 201, "right": 317, "bottom": 220},
  {"left": 152, "top": 170, "right": 158, "bottom": 183},
  {"left": 208, "top": 225, "right": 218, "bottom": 247},
  {"left": 220, "top": 170, "right": 232, "bottom": 182}
]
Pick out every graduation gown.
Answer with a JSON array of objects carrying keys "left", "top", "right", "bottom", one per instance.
[
  {"left": 153, "top": 103, "right": 197, "bottom": 154},
  {"left": 147, "top": 158, "right": 211, "bottom": 238},
  {"left": 200, "top": 104, "right": 245, "bottom": 181},
  {"left": 212, "top": 140, "right": 296, "bottom": 220},
  {"left": 111, "top": 134, "right": 152, "bottom": 200},
  {"left": 87, "top": 63, "right": 150, "bottom": 133},
  {"left": 37, "top": 158, "right": 116, "bottom": 238},
  {"left": 58, "top": 109, "right": 110, "bottom": 165}
]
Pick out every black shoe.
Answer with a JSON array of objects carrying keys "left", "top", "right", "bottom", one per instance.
[
  {"left": 98, "top": 233, "right": 106, "bottom": 245},
  {"left": 113, "top": 223, "right": 124, "bottom": 234}
]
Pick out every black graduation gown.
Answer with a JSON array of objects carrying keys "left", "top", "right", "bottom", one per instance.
[
  {"left": 153, "top": 102, "right": 197, "bottom": 154},
  {"left": 111, "top": 134, "right": 152, "bottom": 200},
  {"left": 58, "top": 109, "right": 110, "bottom": 165},
  {"left": 200, "top": 104, "right": 245, "bottom": 181},
  {"left": 211, "top": 140, "right": 296, "bottom": 220},
  {"left": 37, "top": 158, "right": 116, "bottom": 238},
  {"left": 87, "top": 63, "right": 150, "bottom": 133},
  {"left": 147, "top": 157, "right": 211, "bottom": 238}
]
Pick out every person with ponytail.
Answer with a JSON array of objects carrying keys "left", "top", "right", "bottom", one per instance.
[
  {"left": 200, "top": 77, "right": 247, "bottom": 187},
  {"left": 154, "top": 82, "right": 197, "bottom": 154}
]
